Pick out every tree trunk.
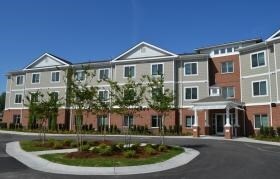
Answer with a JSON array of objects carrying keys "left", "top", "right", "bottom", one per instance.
[{"left": 161, "top": 115, "right": 165, "bottom": 145}]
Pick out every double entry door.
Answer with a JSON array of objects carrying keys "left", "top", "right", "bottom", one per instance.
[{"left": 214, "top": 113, "right": 235, "bottom": 135}]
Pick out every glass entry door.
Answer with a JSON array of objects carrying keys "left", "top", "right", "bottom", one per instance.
[{"left": 215, "top": 114, "right": 224, "bottom": 135}]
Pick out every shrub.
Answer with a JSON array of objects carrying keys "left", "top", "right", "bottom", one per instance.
[
  {"left": 70, "top": 141, "right": 77, "bottom": 148},
  {"left": 123, "top": 150, "right": 136, "bottom": 158},
  {"left": 263, "top": 127, "right": 269, "bottom": 137},
  {"left": 111, "top": 144, "right": 121, "bottom": 152},
  {"left": 0, "top": 122, "right": 7, "bottom": 129},
  {"left": 47, "top": 139, "right": 56, "bottom": 147},
  {"left": 63, "top": 139, "right": 72, "bottom": 146},
  {"left": 53, "top": 141, "right": 63, "bottom": 149},
  {"left": 116, "top": 143, "right": 124, "bottom": 150},
  {"left": 88, "top": 141, "right": 99, "bottom": 147},
  {"left": 277, "top": 127, "right": 280, "bottom": 136},
  {"left": 158, "top": 145, "right": 168, "bottom": 152},
  {"left": 144, "top": 146, "right": 157, "bottom": 155},
  {"left": 130, "top": 143, "right": 140, "bottom": 151},
  {"left": 268, "top": 127, "right": 275, "bottom": 137},
  {"left": 99, "top": 145, "right": 112, "bottom": 156},
  {"left": 80, "top": 144, "right": 90, "bottom": 151}
]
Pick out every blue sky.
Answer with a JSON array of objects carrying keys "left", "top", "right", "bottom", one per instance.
[{"left": 0, "top": 0, "right": 280, "bottom": 92}]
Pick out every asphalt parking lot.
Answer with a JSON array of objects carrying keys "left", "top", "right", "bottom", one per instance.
[{"left": 0, "top": 133, "right": 280, "bottom": 179}]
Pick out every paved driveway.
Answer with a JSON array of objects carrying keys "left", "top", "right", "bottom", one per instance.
[{"left": 0, "top": 134, "right": 280, "bottom": 179}]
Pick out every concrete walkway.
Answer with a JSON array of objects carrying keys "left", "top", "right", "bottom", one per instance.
[
  {"left": 1, "top": 129, "right": 280, "bottom": 146},
  {"left": 5, "top": 141, "right": 199, "bottom": 175}
]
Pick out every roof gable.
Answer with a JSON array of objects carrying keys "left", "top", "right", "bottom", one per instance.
[
  {"left": 24, "top": 53, "right": 71, "bottom": 70},
  {"left": 112, "top": 42, "right": 177, "bottom": 62},
  {"left": 267, "top": 29, "right": 280, "bottom": 41}
]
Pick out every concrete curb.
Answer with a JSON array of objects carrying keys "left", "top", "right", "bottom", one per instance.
[{"left": 6, "top": 141, "right": 199, "bottom": 175}]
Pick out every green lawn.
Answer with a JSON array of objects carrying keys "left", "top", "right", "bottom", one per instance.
[
  {"left": 20, "top": 140, "right": 54, "bottom": 152},
  {"left": 254, "top": 136, "right": 280, "bottom": 142},
  {"left": 40, "top": 147, "right": 184, "bottom": 167}
]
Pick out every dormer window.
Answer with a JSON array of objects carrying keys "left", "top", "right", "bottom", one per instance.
[{"left": 210, "top": 87, "right": 221, "bottom": 96}]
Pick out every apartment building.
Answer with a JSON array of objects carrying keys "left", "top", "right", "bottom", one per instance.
[{"left": 3, "top": 29, "right": 280, "bottom": 139}]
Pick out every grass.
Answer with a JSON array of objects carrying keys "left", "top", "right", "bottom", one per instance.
[
  {"left": 40, "top": 147, "right": 184, "bottom": 167},
  {"left": 254, "top": 135, "right": 280, "bottom": 142},
  {"left": 20, "top": 140, "right": 54, "bottom": 152}
]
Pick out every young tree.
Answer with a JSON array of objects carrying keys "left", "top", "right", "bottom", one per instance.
[
  {"left": 106, "top": 76, "right": 146, "bottom": 145},
  {"left": 66, "top": 66, "right": 98, "bottom": 151},
  {"left": 25, "top": 91, "right": 63, "bottom": 144},
  {"left": 144, "top": 74, "right": 174, "bottom": 144}
]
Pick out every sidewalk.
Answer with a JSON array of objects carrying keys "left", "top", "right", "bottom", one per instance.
[
  {"left": 5, "top": 141, "right": 199, "bottom": 175},
  {"left": 1, "top": 129, "right": 280, "bottom": 146}
]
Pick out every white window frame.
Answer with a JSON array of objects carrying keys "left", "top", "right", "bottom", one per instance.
[
  {"left": 151, "top": 115, "right": 162, "bottom": 128},
  {"left": 14, "top": 93, "right": 23, "bottom": 104},
  {"left": 31, "top": 73, "right": 40, "bottom": 84},
  {"left": 254, "top": 114, "right": 269, "bottom": 129},
  {"left": 221, "top": 61, "right": 234, "bottom": 74},
  {"left": 16, "top": 75, "right": 24, "bottom": 86},
  {"left": 222, "top": 86, "right": 235, "bottom": 99},
  {"left": 51, "top": 71, "right": 60, "bottom": 83},
  {"left": 98, "top": 68, "right": 110, "bottom": 80},
  {"left": 51, "top": 91, "right": 59, "bottom": 101},
  {"left": 13, "top": 114, "right": 21, "bottom": 124},
  {"left": 123, "top": 65, "right": 136, "bottom": 78},
  {"left": 184, "top": 62, "right": 198, "bottom": 76},
  {"left": 151, "top": 63, "right": 164, "bottom": 76},
  {"left": 98, "top": 90, "right": 109, "bottom": 102},
  {"left": 184, "top": 86, "right": 199, "bottom": 101},
  {"left": 185, "top": 115, "right": 195, "bottom": 128},
  {"left": 75, "top": 70, "right": 86, "bottom": 81},
  {"left": 251, "top": 80, "right": 268, "bottom": 97},
  {"left": 30, "top": 92, "right": 39, "bottom": 103},
  {"left": 123, "top": 115, "right": 133, "bottom": 127},
  {"left": 250, "top": 50, "right": 266, "bottom": 69}
]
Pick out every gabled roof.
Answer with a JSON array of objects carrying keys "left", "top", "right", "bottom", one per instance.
[
  {"left": 112, "top": 41, "right": 178, "bottom": 62},
  {"left": 266, "top": 28, "right": 280, "bottom": 41},
  {"left": 23, "top": 53, "right": 71, "bottom": 70}
]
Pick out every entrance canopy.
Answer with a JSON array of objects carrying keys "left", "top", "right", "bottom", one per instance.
[{"left": 191, "top": 96, "right": 244, "bottom": 110}]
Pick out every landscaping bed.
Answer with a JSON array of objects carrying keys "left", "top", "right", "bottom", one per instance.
[{"left": 40, "top": 143, "right": 184, "bottom": 167}]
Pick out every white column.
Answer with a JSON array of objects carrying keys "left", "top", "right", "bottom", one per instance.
[
  {"left": 234, "top": 108, "right": 239, "bottom": 127},
  {"left": 193, "top": 108, "right": 198, "bottom": 126},
  {"left": 225, "top": 106, "right": 231, "bottom": 127},
  {"left": 205, "top": 110, "right": 209, "bottom": 127}
]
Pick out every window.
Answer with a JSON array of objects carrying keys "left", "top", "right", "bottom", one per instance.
[
  {"left": 253, "top": 80, "right": 267, "bottom": 96},
  {"left": 254, "top": 114, "right": 268, "bottom": 128},
  {"left": 123, "top": 115, "right": 133, "bottom": 127},
  {"left": 97, "top": 115, "right": 108, "bottom": 127},
  {"left": 51, "top": 92, "right": 59, "bottom": 101},
  {"left": 32, "top": 73, "right": 40, "bottom": 84},
  {"left": 99, "top": 69, "right": 109, "bottom": 80},
  {"left": 222, "top": 87, "right": 234, "bottom": 98},
  {"left": 51, "top": 71, "right": 60, "bottom": 82},
  {"left": 210, "top": 87, "right": 221, "bottom": 96},
  {"left": 75, "top": 71, "right": 85, "bottom": 81},
  {"left": 221, "top": 61, "right": 233, "bottom": 73},
  {"left": 15, "top": 94, "right": 22, "bottom": 104},
  {"left": 214, "top": 49, "right": 219, "bottom": 55},
  {"left": 151, "top": 115, "right": 162, "bottom": 128},
  {"left": 251, "top": 52, "right": 265, "bottom": 68},
  {"left": 184, "top": 62, "right": 197, "bottom": 75},
  {"left": 185, "top": 116, "right": 195, "bottom": 128},
  {"left": 13, "top": 115, "right": 21, "bottom": 124},
  {"left": 16, "top": 75, "right": 24, "bottom": 85},
  {"left": 220, "top": 48, "right": 226, "bottom": 54},
  {"left": 227, "top": 47, "right": 233, "bottom": 53},
  {"left": 31, "top": 93, "right": 39, "bottom": 103},
  {"left": 151, "top": 64, "right": 163, "bottom": 75},
  {"left": 185, "top": 87, "right": 198, "bottom": 100},
  {"left": 98, "top": 90, "right": 109, "bottom": 101},
  {"left": 124, "top": 66, "right": 135, "bottom": 78}
]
